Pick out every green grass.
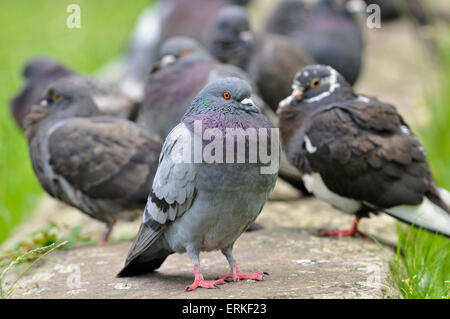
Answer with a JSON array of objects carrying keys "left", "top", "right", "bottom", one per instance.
[
  {"left": 0, "top": 0, "right": 151, "bottom": 244},
  {"left": 390, "top": 29, "right": 450, "bottom": 299}
]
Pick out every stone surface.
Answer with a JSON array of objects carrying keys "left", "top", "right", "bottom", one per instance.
[{"left": 8, "top": 205, "right": 399, "bottom": 299}]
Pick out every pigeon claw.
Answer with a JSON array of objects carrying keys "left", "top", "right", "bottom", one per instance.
[
  {"left": 185, "top": 279, "right": 225, "bottom": 291},
  {"left": 219, "top": 271, "right": 267, "bottom": 282}
]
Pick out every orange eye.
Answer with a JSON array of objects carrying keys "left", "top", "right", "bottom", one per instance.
[
  {"left": 310, "top": 78, "right": 321, "bottom": 88},
  {"left": 181, "top": 49, "right": 190, "bottom": 56},
  {"left": 223, "top": 92, "right": 231, "bottom": 100},
  {"left": 53, "top": 94, "right": 63, "bottom": 103}
]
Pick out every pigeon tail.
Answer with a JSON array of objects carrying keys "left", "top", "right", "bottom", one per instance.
[
  {"left": 117, "top": 252, "right": 172, "bottom": 277},
  {"left": 384, "top": 196, "right": 450, "bottom": 238},
  {"left": 438, "top": 187, "right": 450, "bottom": 209}
]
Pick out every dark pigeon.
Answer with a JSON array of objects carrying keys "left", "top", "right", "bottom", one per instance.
[
  {"left": 136, "top": 36, "right": 307, "bottom": 197},
  {"left": 111, "top": 0, "right": 253, "bottom": 87},
  {"left": 269, "top": 0, "right": 365, "bottom": 86},
  {"left": 277, "top": 65, "right": 450, "bottom": 237},
  {"left": 11, "top": 57, "right": 139, "bottom": 131},
  {"left": 118, "top": 78, "right": 278, "bottom": 291},
  {"left": 24, "top": 79, "right": 162, "bottom": 242},
  {"left": 264, "top": 0, "right": 309, "bottom": 36},
  {"left": 208, "top": 5, "right": 313, "bottom": 113}
]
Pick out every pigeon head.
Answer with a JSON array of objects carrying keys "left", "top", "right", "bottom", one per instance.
[
  {"left": 10, "top": 57, "right": 73, "bottom": 129},
  {"left": 209, "top": 5, "right": 253, "bottom": 69},
  {"left": 156, "top": 36, "right": 209, "bottom": 70},
  {"left": 184, "top": 77, "right": 259, "bottom": 118},
  {"left": 37, "top": 80, "right": 100, "bottom": 118},
  {"left": 24, "top": 79, "right": 100, "bottom": 139},
  {"left": 278, "top": 65, "right": 353, "bottom": 110},
  {"left": 22, "top": 57, "right": 72, "bottom": 80}
]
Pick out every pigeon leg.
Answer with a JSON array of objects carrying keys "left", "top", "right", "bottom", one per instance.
[
  {"left": 319, "top": 217, "right": 368, "bottom": 238},
  {"left": 185, "top": 249, "right": 225, "bottom": 291},
  {"left": 100, "top": 220, "right": 116, "bottom": 244},
  {"left": 217, "top": 248, "right": 268, "bottom": 282}
]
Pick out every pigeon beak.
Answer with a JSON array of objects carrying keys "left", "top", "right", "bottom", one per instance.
[
  {"left": 239, "top": 31, "right": 253, "bottom": 43},
  {"left": 240, "top": 98, "right": 260, "bottom": 112},
  {"left": 292, "top": 88, "right": 303, "bottom": 100},
  {"left": 40, "top": 99, "right": 48, "bottom": 107},
  {"left": 161, "top": 55, "right": 176, "bottom": 67}
]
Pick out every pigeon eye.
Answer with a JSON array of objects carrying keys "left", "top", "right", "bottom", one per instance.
[
  {"left": 181, "top": 49, "right": 190, "bottom": 56},
  {"left": 223, "top": 92, "right": 231, "bottom": 100},
  {"left": 53, "top": 94, "right": 63, "bottom": 103},
  {"left": 310, "top": 78, "right": 321, "bottom": 88}
]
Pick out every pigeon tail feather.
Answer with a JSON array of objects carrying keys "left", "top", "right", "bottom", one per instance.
[
  {"left": 117, "top": 252, "right": 171, "bottom": 277},
  {"left": 384, "top": 197, "right": 450, "bottom": 237}
]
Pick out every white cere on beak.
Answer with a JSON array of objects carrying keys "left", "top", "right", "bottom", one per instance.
[
  {"left": 161, "top": 55, "right": 176, "bottom": 66},
  {"left": 40, "top": 99, "right": 48, "bottom": 106},
  {"left": 241, "top": 98, "right": 255, "bottom": 106}
]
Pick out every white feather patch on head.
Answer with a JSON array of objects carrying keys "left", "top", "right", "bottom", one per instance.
[
  {"left": 305, "top": 67, "right": 341, "bottom": 103},
  {"left": 278, "top": 95, "right": 294, "bottom": 111}
]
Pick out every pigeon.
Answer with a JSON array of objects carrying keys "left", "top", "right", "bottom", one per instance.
[
  {"left": 364, "top": 0, "right": 428, "bottom": 25},
  {"left": 11, "top": 57, "right": 139, "bottom": 131},
  {"left": 104, "top": 0, "right": 253, "bottom": 88},
  {"left": 136, "top": 36, "right": 307, "bottom": 196},
  {"left": 118, "top": 77, "right": 278, "bottom": 291},
  {"left": 270, "top": 0, "right": 365, "bottom": 86},
  {"left": 264, "top": 0, "right": 309, "bottom": 36},
  {"left": 158, "top": 0, "right": 252, "bottom": 48},
  {"left": 24, "top": 79, "right": 162, "bottom": 242},
  {"left": 277, "top": 64, "right": 450, "bottom": 237},
  {"left": 137, "top": 36, "right": 270, "bottom": 140},
  {"left": 208, "top": 5, "right": 313, "bottom": 113}
]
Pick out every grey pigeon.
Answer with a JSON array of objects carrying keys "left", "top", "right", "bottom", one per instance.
[
  {"left": 271, "top": 0, "right": 365, "bottom": 85},
  {"left": 24, "top": 79, "right": 162, "bottom": 242},
  {"left": 277, "top": 65, "right": 450, "bottom": 237},
  {"left": 118, "top": 78, "right": 278, "bottom": 291},
  {"left": 11, "top": 57, "right": 139, "bottom": 131},
  {"left": 208, "top": 5, "right": 313, "bottom": 112},
  {"left": 137, "top": 36, "right": 307, "bottom": 196}
]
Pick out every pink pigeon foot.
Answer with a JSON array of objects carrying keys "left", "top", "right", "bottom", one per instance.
[
  {"left": 218, "top": 262, "right": 268, "bottom": 282},
  {"left": 185, "top": 264, "right": 226, "bottom": 291},
  {"left": 319, "top": 217, "right": 367, "bottom": 238}
]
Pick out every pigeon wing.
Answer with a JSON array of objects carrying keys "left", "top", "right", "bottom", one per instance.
[
  {"left": 47, "top": 116, "right": 161, "bottom": 202},
  {"left": 303, "top": 98, "right": 433, "bottom": 209},
  {"left": 122, "top": 123, "right": 197, "bottom": 263}
]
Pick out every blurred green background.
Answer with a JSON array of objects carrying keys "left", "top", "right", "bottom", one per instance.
[{"left": 0, "top": 0, "right": 151, "bottom": 244}]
